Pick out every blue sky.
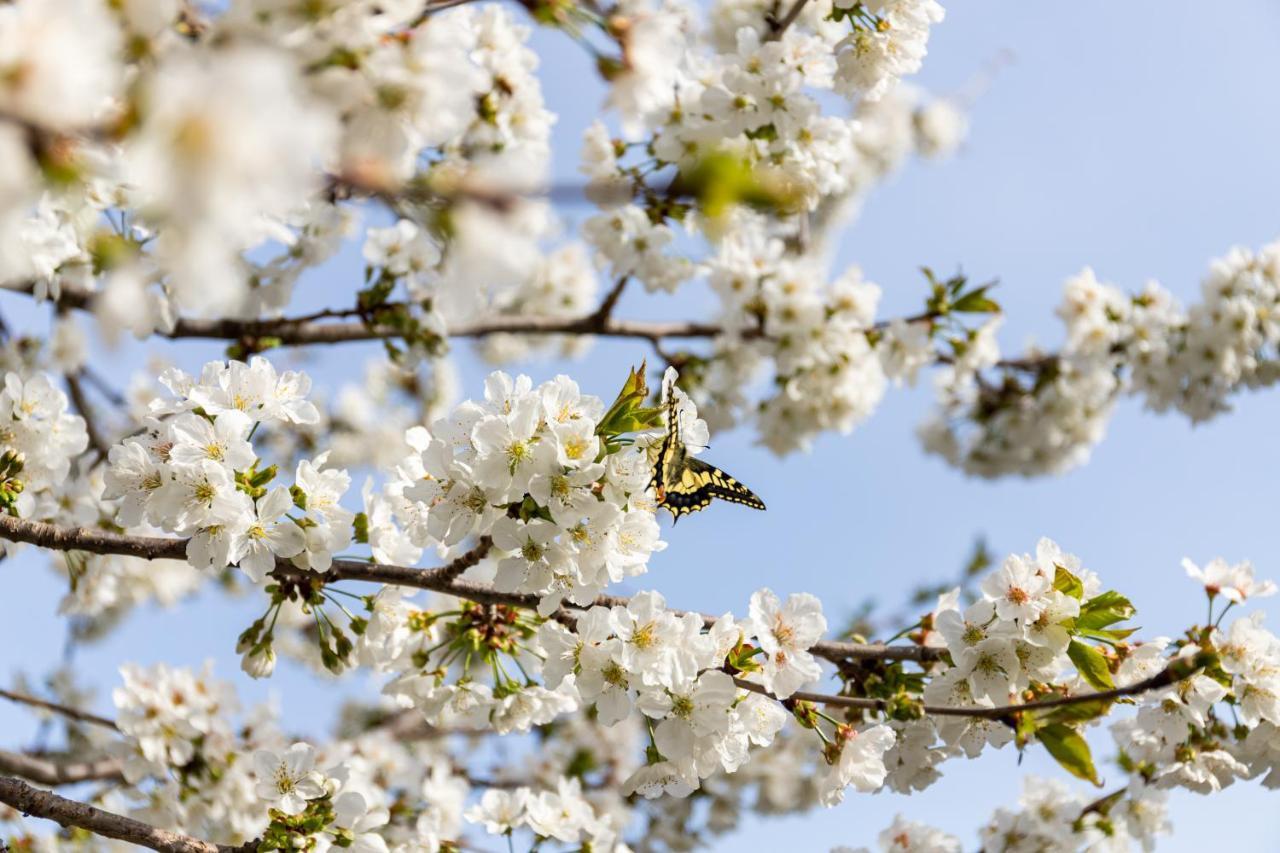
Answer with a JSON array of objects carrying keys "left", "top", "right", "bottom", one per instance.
[{"left": 4, "top": 1, "right": 1280, "bottom": 849}]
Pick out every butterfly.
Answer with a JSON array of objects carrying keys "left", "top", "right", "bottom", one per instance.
[{"left": 649, "top": 381, "right": 765, "bottom": 523}]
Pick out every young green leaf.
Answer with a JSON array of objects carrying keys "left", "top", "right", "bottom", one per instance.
[
  {"left": 1067, "top": 640, "right": 1115, "bottom": 690},
  {"left": 596, "top": 362, "right": 664, "bottom": 439},
  {"left": 952, "top": 285, "right": 1001, "bottom": 314},
  {"left": 1054, "top": 565, "right": 1085, "bottom": 600},
  {"left": 1036, "top": 723, "right": 1101, "bottom": 785},
  {"left": 1077, "top": 591, "right": 1136, "bottom": 631},
  {"left": 1038, "top": 697, "right": 1113, "bottom": 727}
]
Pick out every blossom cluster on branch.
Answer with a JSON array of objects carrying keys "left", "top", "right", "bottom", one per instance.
[
  {"left": 0, "top": 354, "right": 1278, "bottom": 851},
  {"left": 1, "top": 0, "right": 1277, "bottom": 849}
]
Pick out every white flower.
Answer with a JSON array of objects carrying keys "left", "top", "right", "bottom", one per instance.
[
  {"left": 612, "top": 591, "right": 685, "bottom": 690},
  {"left": 876, "top": 814, "right": 961, "bottom": 852},
  {"left": 334, "top": 791, "right": 391, "bottom": 853},
  {"left": 749, "top": 588, "right": 826, "bottom": 698},
  {"left": 878, "top": 319, "right": 933, "bottom": 386},
  {"left": 819, "top": 724, "right": 896, "bottom": 806},
  {"left": 639, "top": 670, "right": 738, "bottom": 761},
  {"left": 363, "top": 219, "right": 440, "bottom": 278},
  {"left": 1184, "top": 557, "right": 1278, "bottom": 604},
  {"left": 954, "top": 637, "right": 1021, "bottom": 702},
  {"left": 0, "top": 0, "right": 122, "bottom": 130},
  {"left": 981, "top": 554, "right": 1051, "bottom": 624},
  {"left": 470, "top": 401, "right": 555, "bottom": 502},
  {"left": 936, "top": 599, "right": 1006, "bottom": 656},
  {"left": 524, "top": 777, "right": 594, "bottom": 843},
  {"left": 296, "top": 454, "right": 353, "bottom": 524},
  {"left": 125, "top": 49, "right": 336, "bottom": 315},
  {"left": 156, "top": 459, "right": 250, "bottom": 533},
  {"left": 1116, "top": 638, "right": 1171, "bottom": 687},
  {"left": 252, "top": 743, "right": 326, "bottom": 816},
  {"left": 465, "top": 788, "right": 528, "bottom": 835},
  {"left": 168, "top": 410, "right": 256, "bottom": 471},
  {"left": 491, "top": 516, "right": 563, "bottom": 593},
  {"left": 103, "top": 440, "right": 168, "bottom": 527},
  {"left": 233, "top": 487, "right": 307, "bottom": 583},
  {"left": 186, "top": 523, "right": 241, "bottom": 573},
  {"left": 622, "top": 761, "right": 696, "bottom": 800},
  {"left": 187, "top": 358, "right": 319, "bottom": 425},
  {"left": 572, "top": 609, "right": 635, "bottom": 726}
]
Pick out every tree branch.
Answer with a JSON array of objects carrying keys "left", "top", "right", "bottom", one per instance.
[
  {"left": 0, "top": 687, "right": 119, "bottom": 731},
  {"left": 0, "top": 515, "right": 938, "bottom": 664},
  {"left": 425, "top": 536, "right": 492, "bottom": 584},
  {"left": 0, "top": 776, "right": 255, "bottom": 853},
  {"left": 0, "top": 750, "right": 123, "bottom": 786},
  {"left": 733, "top": 660, "right": 1196, "bottom": 720},
  {"left": 64, "top": 371, "right": 111, "bottom": 462},
  {"left": 2, "top": 280, "right": 950, "bottom": 355},
  {"left": 0, "top": 515, "right": 185, "bottom": 562},
  {"left": 588, "top": 276, "right": 630, "bottom": 327},
  {"left": 767, "top": 0, "right": 810, "bottom": 39}
]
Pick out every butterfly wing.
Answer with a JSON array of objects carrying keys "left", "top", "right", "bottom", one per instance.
[
  {"left": 650, "top": 378, "right": 765, "bottom": 521},
  {"left": 647, "top": 397, "right": 678, "bottom": 499},
  {"left": 684, "top": 456, "right": 766, "bottom": 511}
]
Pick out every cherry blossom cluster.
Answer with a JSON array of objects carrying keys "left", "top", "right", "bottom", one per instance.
[
  {"left": 97, "top": 663, "right": 462, "bottom": 850},
  {"left": 1106, "top": 559, "right": 1280, "bottom": 796},
  {"left": 2, "top": 0, "right": 951, "bottom": 336},
  {"left": 835, "top": 778, "right": 1169, "bottom": 853},
  {"left": 108, "top": 662, "right": 282, "bottom": 843},
  {"left": 922, "top": 237, "right": 1280, "bottom": 477},
  {"left": 464, "top": 781, "right": 621, "bottom": 850},
  {"left": 380, "top": 370, "right": 669, "bottom": 613},
  {"left": 2, "top": 0, "right": 558, "bottom": 326},
  {"left": 0, "top": 370, "right": 87, "bottom": 518},
  {"left": 706, "top": 254, "right": 996, "bottom": 455},
  {"left": 0, "top": 355, "right": 203, "bottom": 625},
  {"left": 975, "top": 778, "right": 1168, "bottom": 853},
  {"left": 598, "top": 0, "right": 946, "bottom": 134},
  {"left": 8, "top": 502, "right": 1280, "bottom": 850},
  {"left": 102, "top": 357, "right": 358, "bottom": 584},
  {"left": 50, "top": 352, "right": 1280, "bottom": 843},
  {"left": 0, "top": 356, "right": 201, "bottom": 625},
  {"left": 535, "top": 590, "right": 809, "bottom": 800},
  {"left": 1, "top": 0, "right": 979, "bottom": 470},
  {"left": 574, "top": 79, "right": 975, "bottom": 454}
]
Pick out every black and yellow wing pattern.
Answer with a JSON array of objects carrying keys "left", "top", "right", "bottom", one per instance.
[{"left": 650, "top": 386, "right": 765, "bottom": 523}]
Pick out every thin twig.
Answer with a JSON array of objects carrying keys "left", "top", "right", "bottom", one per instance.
[
  {"left": 767, "top": 0, "right": 811, "bottom": 39},
  {"left": 64, "top": 372, "right": 112, "bottom": 462},
  {"left": 0, "top": 687, "right": 119, "bottom": 731},
  {"left": 79, "top": 365, "right": 126, "bottom": 406},
  {"left": 0, "top": 750, "right": 124, "bottom": 786},
  {"left": 732, "top": 661, "right": 1194, "bottom": 720},
  {"left": 588, "top": 276, "right": 630, "bottom": 326},
  {"left": 426, "top": 536, "right": 492, "bottom": 584}
]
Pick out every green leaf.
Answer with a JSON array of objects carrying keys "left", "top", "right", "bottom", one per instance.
[
  {"left": 952, "top": 285, "right": 1001, "bottom": 314},
  {"left": 1039, "top": 697, "right": 1112, "bottom": 726},
  {"left": 1076, "top": 626, "right": 1139, "bottom": 643},
  {"left": 1067, "top": 640, "right": 1115, "bottom": 690},
  {"left": 596, "top": 362, "right": 665, "bottom": 439},
  {"left": 1036, "top": 723, "right": 1101, "bottom": 785},
  {"left": 1077, "top": 591, "right": 1136, "bottom": 631},
  {"left": 671, "top": 149, "right": 801, "bottom": 220},
  {"left": 1054, "top": 565, "right": 1084, "bottom": 600}
]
